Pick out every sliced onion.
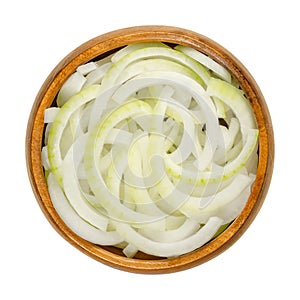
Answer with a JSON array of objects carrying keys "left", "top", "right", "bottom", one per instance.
[
  {"left": 114, "top": 216, "right": 223, "bottom": 258},
  {"left": 43, "top": 42, "right": 259, "bottom": 258},
  {"left": 111, "top": 42, "right": 169, "bottom": 63},
  {"left": 47, "top": 173, "right": 123, "bottom": 245},
  {"left": 175, "top": 45, "right": 232, "bottom": 82},
  {"left": 47, "top": 84, "right": 102, "bottom": 184},
  {"left": 44, "top": 107, "right": 60, "bottom": 123},
  {"left": 56, "top": 72, "right": 87, "bottom": 107},
  {"left": 101, "top": 46, "right": 210, "bottom": 89}
]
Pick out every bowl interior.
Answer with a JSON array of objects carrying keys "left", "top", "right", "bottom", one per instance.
[{"left": 26, "top": 25, "right": 274, "bottom": 274}]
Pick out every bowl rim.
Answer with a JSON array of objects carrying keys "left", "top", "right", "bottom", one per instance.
[{"left": 26, "top": 25, "right": 274, "bottom": 274}]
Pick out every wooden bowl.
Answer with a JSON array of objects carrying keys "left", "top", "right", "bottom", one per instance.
[{"left": 26, "top": 25, "right": 274, "bottom": 274}]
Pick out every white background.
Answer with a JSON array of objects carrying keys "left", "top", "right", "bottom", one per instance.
[{"left": 1, "top": 0, "right": 298, "bottom": 299}]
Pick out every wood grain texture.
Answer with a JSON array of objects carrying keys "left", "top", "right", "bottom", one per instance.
[{"left": 25, "top": 25, "right": 274, "bottom": 274}]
